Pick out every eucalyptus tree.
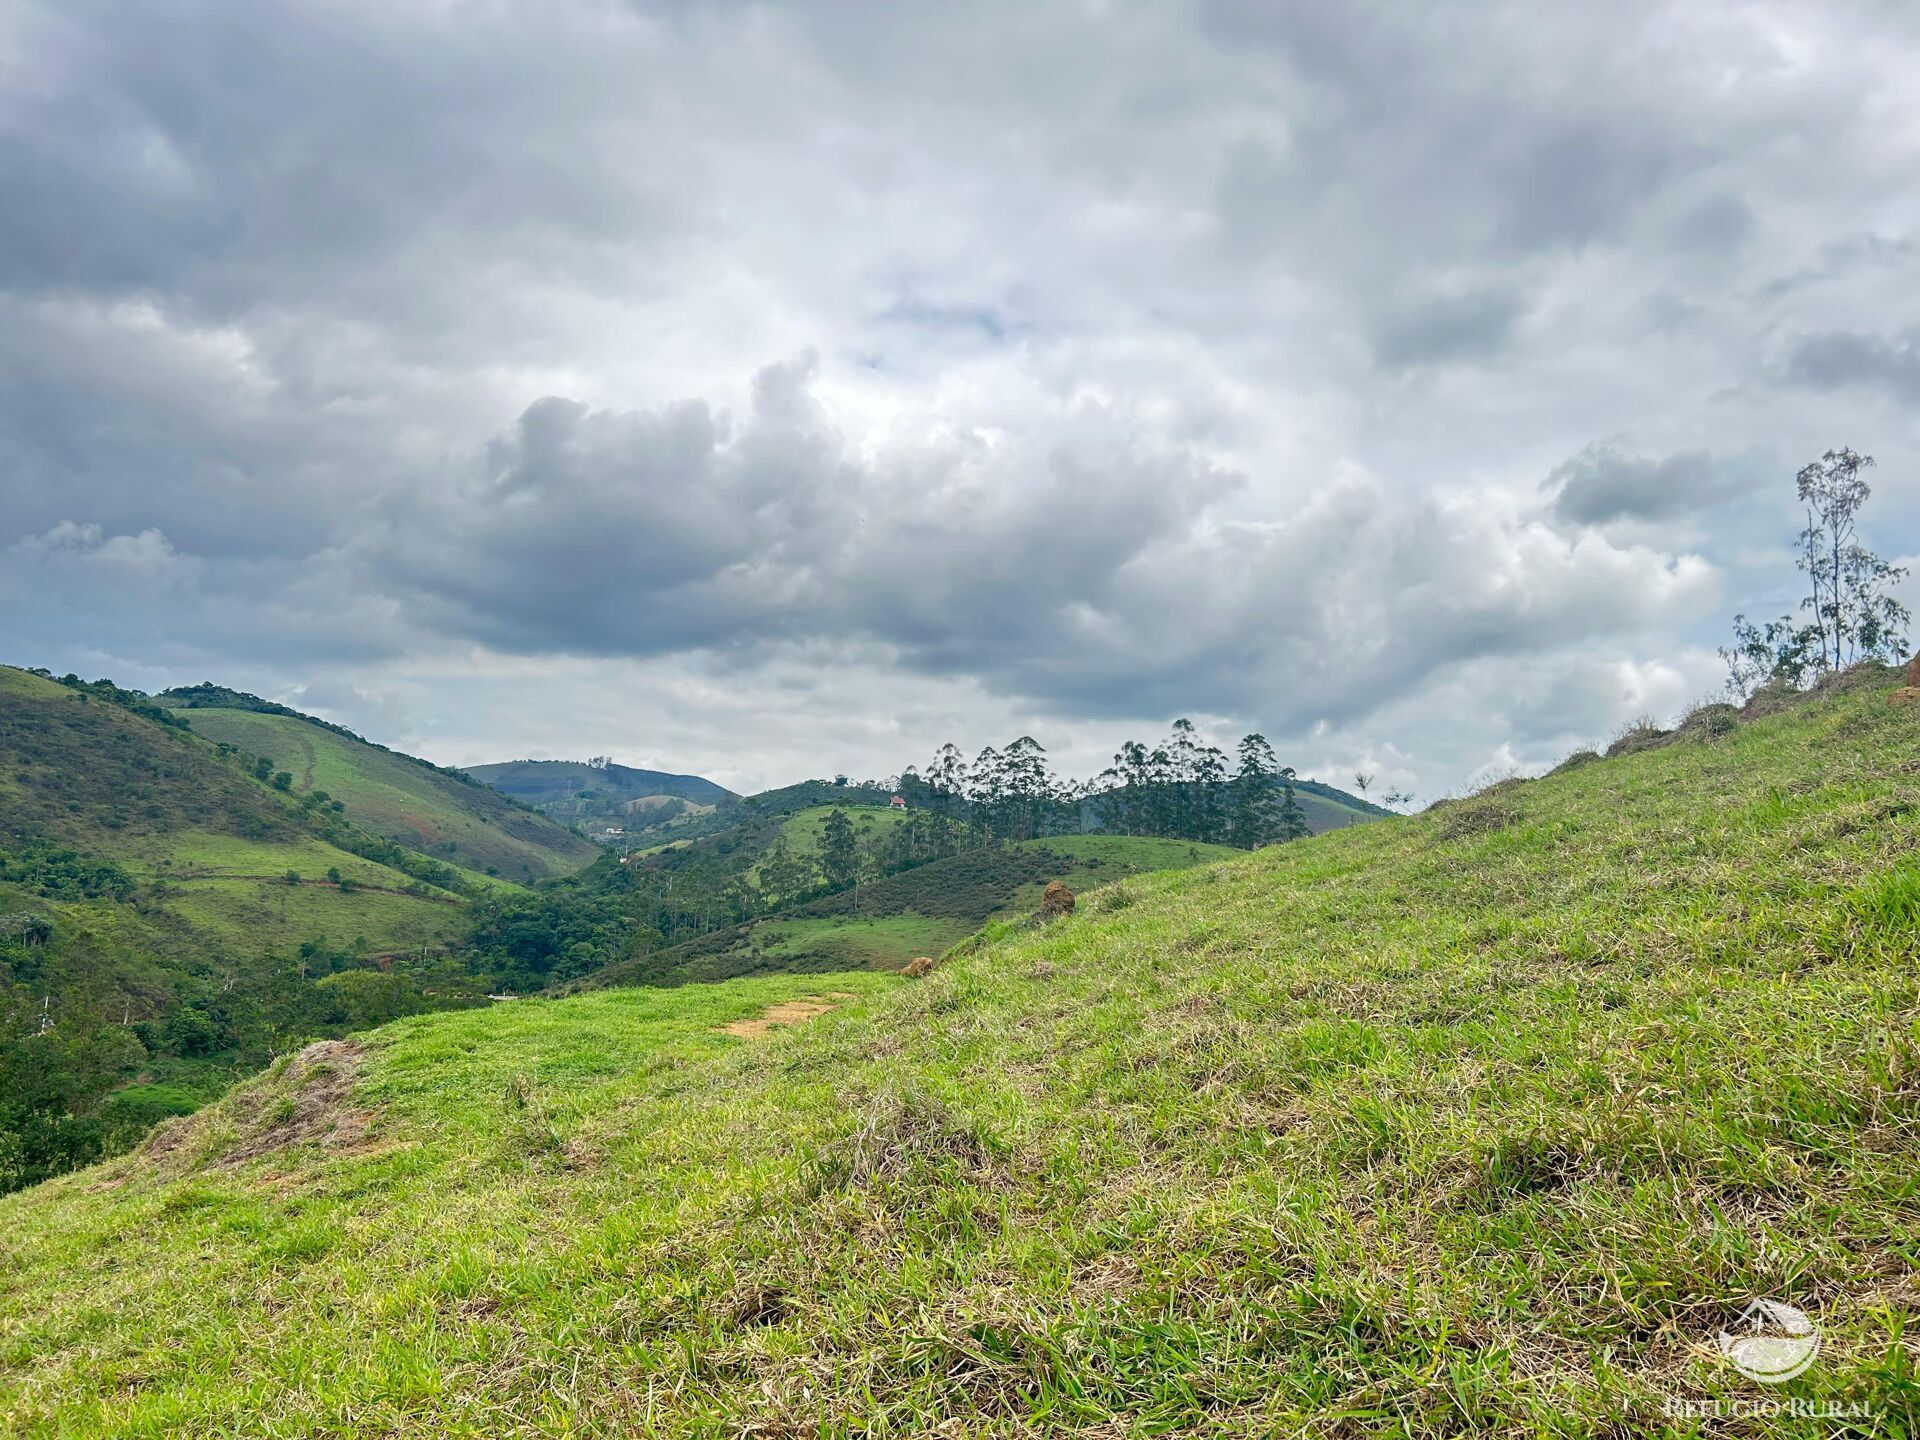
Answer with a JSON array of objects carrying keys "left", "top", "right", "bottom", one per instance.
[
  {"left": 1231, "top": 734, "right": 1278, "bottom": 848},
  {"left": 1723, "top": 446, "right": 1910, "bottom": 696},
  {"left": 819, "top": 808, "right": 858, "bottom": 889},
  {"left": 1795, "top": 448, "right": 1910, "bottom": 671},
  {"left": 1274, "top": 766, "right": 1311, "bottom": 842}
]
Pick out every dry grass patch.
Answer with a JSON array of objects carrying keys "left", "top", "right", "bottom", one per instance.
[{"left": 720, "top": 995, "right": 844, "bottom": 1038}]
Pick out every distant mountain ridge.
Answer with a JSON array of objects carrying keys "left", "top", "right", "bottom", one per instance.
[
  {"left": 464, "top": 760, "right": 736, "bottom": 839},
  {"left": 468, "top": 759, "right": 735, "bottom": 805}
]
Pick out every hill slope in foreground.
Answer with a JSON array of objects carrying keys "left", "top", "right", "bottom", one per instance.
[
  {"left": 165, "top": 702, "right": 598, "bottom": 881},
  {"left": 6, "top": 670, "right": 1920, "bottom": 1434}
]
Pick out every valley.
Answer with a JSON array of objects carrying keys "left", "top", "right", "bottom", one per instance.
[
  {"left": 0, "top": 665, "right": 1363, "bottom": 1194},
  {"left": 4, "top": 663, "right": 1916, "bottom": 1432}
]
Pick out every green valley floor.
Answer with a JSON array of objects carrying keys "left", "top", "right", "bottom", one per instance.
[{"left": 3, "top": 670, "right": 1920, "bottom": 1435}]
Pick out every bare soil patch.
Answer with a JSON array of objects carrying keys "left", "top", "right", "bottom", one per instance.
[
  {"left": 128, "top": 1039, "right": 373, "bottom": 1179},
  {"left": 722, "top": 996, "right": 843, "bottom": 1039}
]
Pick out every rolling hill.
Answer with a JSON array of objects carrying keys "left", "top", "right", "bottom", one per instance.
[
  {"left": 6, "top": 666, "right": 1917, "bottom": 1433},
  {"left": 0, "top": 668, "right": 491, "bottom": 949},
  {"left": 465, "top": 759, "right": 735, "bottom": 839},
  {"left": 165, "top": 697, "right": 598, "bottom": 881},
  {"left": 1284, "top": 775, "right": 1393, "bottom": 830}
]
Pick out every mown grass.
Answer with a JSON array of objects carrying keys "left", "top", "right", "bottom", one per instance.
[{"left": 4, "top": 677, "right": 1920, "bottom": 1435}]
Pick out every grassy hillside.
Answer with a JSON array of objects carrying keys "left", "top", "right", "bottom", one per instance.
[
  {"left": 172, "top": 707, "right": 598, "bottom": 881},
  {"left": 610, "top": 833, "right": 1241, "bottom": 985},
  {"left": 626, "top": 779, "right": 897, "bottom": 849},
  {"left": 7, "top": 669, "right": 1920, "bottom": 1434},
  {"left": 0, "top": 668, "right": 483, "bottom": 957},
  {"left": 1288, "top": 776, "right": 1393, "bottom": 832},
  {"left": 758, "top": 801, "right": 913, "bottom": 869}
]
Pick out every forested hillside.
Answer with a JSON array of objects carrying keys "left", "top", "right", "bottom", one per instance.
[{"left": 7, "top": 667, "right": 1917, "bottom": 1434}]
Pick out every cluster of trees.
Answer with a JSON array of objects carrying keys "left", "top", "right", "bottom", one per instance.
[
  {"left": 0, "top": 842, "right": 135, "bottom": 902},
  {"left": 1723, "top": 447, "right": 1911, "bottom": 696},
  {"left": 0, "top": 989, "right": 146, "bottom": 1193},
  {"left": 35, "top": 671, "right": 192, "bottom": 732},
  {"left": 894, "top": 722, "right": 1313, "bottom": 849}
]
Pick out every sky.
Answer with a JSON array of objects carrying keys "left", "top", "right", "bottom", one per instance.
[{"left": 3, "top": 0, "right": 1918, "bottom": 802}]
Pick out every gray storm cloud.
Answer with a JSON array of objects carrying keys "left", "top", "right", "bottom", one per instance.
[{"left": 2, "top": 0, "right": 1917, "bottom": 793}]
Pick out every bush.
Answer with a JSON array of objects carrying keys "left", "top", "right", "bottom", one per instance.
[
  {"left": 0, "top": 843, "right": 135, "bottom": 901},
  {"left": 165, "top": 1006, "right": 221, "bottom": 1058}
]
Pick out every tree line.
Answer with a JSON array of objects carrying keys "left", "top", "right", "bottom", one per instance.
[{"left": 894, "top": 721, "right": 1313, "bottom": 848}]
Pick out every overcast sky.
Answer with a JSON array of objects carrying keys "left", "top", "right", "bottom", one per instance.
[{"left": 4, "top": 1, "right": 1918, "bottom": 800}]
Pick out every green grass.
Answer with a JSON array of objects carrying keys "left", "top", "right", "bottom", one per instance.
[
  {"left": 122, "top": 831, "right": 490, "bottom": 956},
  {"left": 604, "top": 833, "right": 1243, "bottom": 984},
  {"left": 6, "top": 675, "right": 1920, "bottom": 1434},
  {"left": 130, "top": 829, "right": 442, "bottom": 887},
  {"left": 173, "top": 708, "right": 597, "bottom": 882},
  {"left": 1285, "top": 780, "right": 1391, "bottom": 834},
  {"left": 762, "top": 802, "right": 912, "bottom": 861},
  {"left": 754, "top": 912, "right": 971, "bottom": 967},
  {"left": 160, "top": 877, "right": 466, "bottom": 955},
  {"left": 0, "top": 667, "right": 497, "bottom": 959},
  {"left": 1013, "top": 834, "right": 1240, "bottom": 868}
]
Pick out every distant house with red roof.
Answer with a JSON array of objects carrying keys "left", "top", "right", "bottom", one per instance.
[{"left": 889, "top": 795, "right": 907, "bottom": 809}]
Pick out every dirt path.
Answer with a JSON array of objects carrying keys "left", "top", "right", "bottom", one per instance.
[{"left": 722, "top": 992, "right": 857, "bottom": 1038}]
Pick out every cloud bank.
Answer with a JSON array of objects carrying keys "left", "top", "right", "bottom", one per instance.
[{"left": 3, "top": 0, "right": 1918, "bottom": 796}]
